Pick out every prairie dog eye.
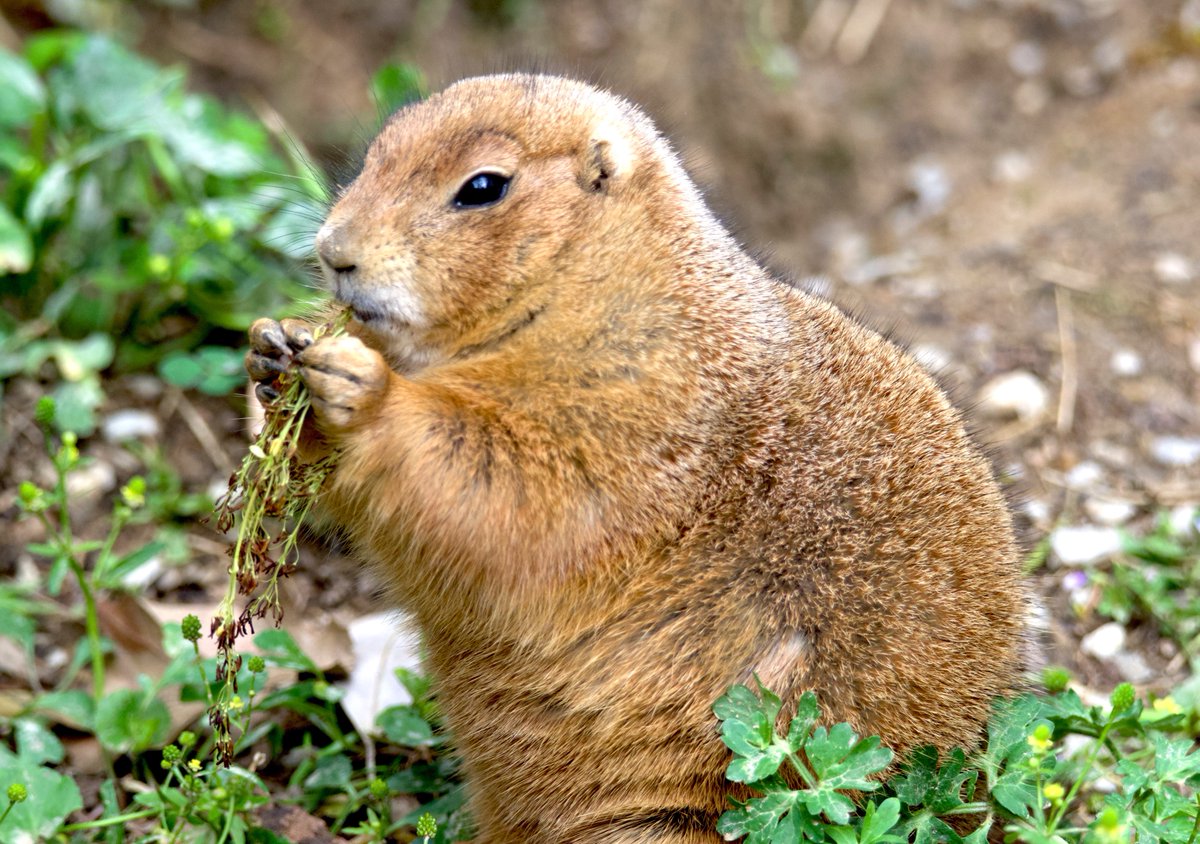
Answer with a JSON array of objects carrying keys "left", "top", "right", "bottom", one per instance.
[{"left": 453, "top": 172, "right": 511, "bottom": 208}]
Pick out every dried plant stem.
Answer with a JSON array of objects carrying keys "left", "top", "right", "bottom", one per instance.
[{"left": 209, "top": 311, "right": 347, "bottom": 764}]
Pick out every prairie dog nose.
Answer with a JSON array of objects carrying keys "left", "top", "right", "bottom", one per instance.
[{"left": 316, "top": 222, "right": 357, "bottom": 273}]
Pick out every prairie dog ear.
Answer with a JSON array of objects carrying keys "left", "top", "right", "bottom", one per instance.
[{"left": 581, "top": 120, "right": 635, "bottom": 194}]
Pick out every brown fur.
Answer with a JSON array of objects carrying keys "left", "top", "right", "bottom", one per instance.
[{"left": 246, "top": 74, "right": 1028, "bottom": 844}]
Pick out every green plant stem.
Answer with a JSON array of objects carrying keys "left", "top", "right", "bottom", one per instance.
[
  {"left": 1187, "top": 794, "right": 1200, "bottom": 844},
  {"left": 92, "top": 506, "right": 130, "bottom": 585},
  {"left": 0, "top": 801, "right": 13, "bottom": 826},
  {"left": 65, "top": 554, "right": 106, "bottom": 701},
  {"left": 61, "top": 808, "right": 160, "bottom": 831},
  {"left": 940, "top": 802, "right": 992, "bottom": 816},
  {"left": 216, "top": 792, "right": 237, "bottom": 844},
  {"left": 1048, "top": 721, "right": 1112, "bottom": 831}
]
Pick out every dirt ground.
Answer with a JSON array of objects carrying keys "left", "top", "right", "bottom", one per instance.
[{"left": 2, "top": 0, "right": 1199, "bottom": 730}]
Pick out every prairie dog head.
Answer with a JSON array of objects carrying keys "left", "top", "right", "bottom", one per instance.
[{"left": 315, "top": 74, "right": 681, "bottom": 371}]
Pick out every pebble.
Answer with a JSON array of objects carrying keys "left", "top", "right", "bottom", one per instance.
[
  {"left": 64, "top": 460, "right": 117, "bottom": 501},
  {"left": 125, "top": 375, "right": 165, "bottom": 401},
  {"left": 992, "top": 150, "right": 1032, "bottom": 184},
  {"left": 102, "top": 408, "right": 160, "bottom": 442},
  {"left": 1015, "top": 80, "right": 1051, "bottom": 115},
  {"left": 1183, "top": 0, "right": 1200, "bottom": 33},
  {"left": 1188, "top": 337, "right": 1200, "bottom": 373},
  {"left": 1080, "top": 621, "right": 1126, "bottom": 660},
  {"left": 843, "top": 251, "right": 919, "bottom": 286},
  {"left": 1093, "top": 38, "right": 1126, "bottom": 77},
  {"left": 1064, "top": 460, "right": 1104, "bottom": 490},
  {"left": 1113, "top": 651, "right": 1156, "bottom": 684},
  {"left": 120, "top": 555, "right": 164, "bottom": 590},
  {"left": 1150, "top": 436, "right": 1200, "bottom": 468},
  {"left": 1008, "top": 41, "right": 1046, "bottom": 77},
  {"left": 1023, "top": 499, "right": 1051, "bottom": 526},
  {"left": 910, "top": 344, "right": 952, "bottom": 374},
  {"left": 1050, "top": 524, "right": 1123, "bottom": 566},
  {"left": 1154, "top": 251, "right": 1194, "bottom": 284},
  {"left": 1109, "top": 349, "right": 1142, "bottom": 377},
  {"left": 338, "top": 611, "right": 422, "bottom": 739},
  {"left": 1083, "top": 497, "right": 1137, "bottom": 526},
  {"left": 1167, "top": 505, "right": 1199, "bottom": 538},
  {"left": 978, "top": 370, "right": 1049, "bottom": 421},
  {"left": 1063, "top": 64, "right": 1101, "bottom": 97},
  {"left": 907, "top": 161, "right": 951, "bottom": 217}
]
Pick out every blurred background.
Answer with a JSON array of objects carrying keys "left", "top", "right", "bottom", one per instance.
[{"left": 0, "top": 0, "right": 1198, "bottom": 838}]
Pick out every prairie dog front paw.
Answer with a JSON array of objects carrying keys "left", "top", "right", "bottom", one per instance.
[{"left": 297, "top": 335, "right": 391, "bottom": 435}]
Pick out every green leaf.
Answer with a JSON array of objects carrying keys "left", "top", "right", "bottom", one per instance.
[
  {"left": 785, "top": 691, "right": 820, "bottom": 751},
  {"left": 893, "top": 746, "right": 939, "bottom": 807},
  {"left": 24, "top": 158, "right": 73, "bottom": 227},
  {"left": 94, "top": 688, "right": 171, "bottom": 754},
  {"left": 0, "top": 753, "right": 83, "bottom": 841},
  {"left": 157, "top": 351, "right": 204, "bottom": 388},
  {"left": 51, "top": 377, "right": 103, "bottom": 436},
  {"left": 0, "top": 47, "right": 45, "bottom": 129},
  {"left": 858, "top": 797, "right": 903, "bottom": 844},
  {"left": 70, "top": 36, "right": 178, "bottom": 134},
  {"left": 162, "top": 96, "right": 261, "bottom": 176},
  {"left": 982, "top": 694, "right": 1046, "bottom": 769},
  {"left": 14, "top": 718, "right": 64, "bottom": 765},
  {"left": 717, "top": 791, "right": 796, "bottom": 844},
  {"left": 726, "top": 742, "right": 787, "bottom": 784},
  {"left": 805, "top": 723, "right": 892, "bottom": 791},
  {"left": 1151, "top": 732, "right": 1200, "bottom": 785},
  {"left": 96, "top": 538, "right": 167, "bottom": 590},
  {"left": 371, "top": 63, "right": 426, "bottom": 116},
  {"left": 303, "top": 753, "right": 352, "bottom": 790},
  {"left": 990, "top": 769, "right": 1037, "bottom": 819},
  {"left": 0, "top": 204, "right": 32, "bottom": 274},
  {"left": 53, "top": 334, "right": 115, "bottom": 380},
  {"left": 377, "top": 706, "right": 439, "bottom": 748},
  {"left": 34, "top": 689, "right": 96, "bottom": 731},
  {"left": 253, "top": 628, "right": 318, "bottom": 672}
]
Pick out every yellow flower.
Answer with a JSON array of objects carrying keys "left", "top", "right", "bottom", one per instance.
[
  {"left": 1027, "top": 723, "right": 1053, "bottom": 753},
  {"left": 188, "top": 759, "right": 202, "bottom": 772},
  {"left": 1152, "top": 697, "right": 1182, "bottom": 715},
  {"left": 1042, "top": 782, "right": 1065, "bottom": 802}
]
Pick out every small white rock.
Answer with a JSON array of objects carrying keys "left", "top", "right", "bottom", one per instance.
[
  {"left": 1154, "top": 251, "right": 1194, "bottom": 284},
  {"left": 338, "top": 611, "right": 423, "bottom": 739},
  {"left": 1189, "top": 337, "right": 1200, "bottom": 373},
  {"left": 1023, "top": 499, "right": 1051, "bottom": 526},
  {"left": 978, "top": 370, "right": 1049, "bottom": 421},
  {"left": 910, "top": 344, "right": 952, "bottom": 374},
  {"left": 1109, "top": 349, "right": 1142, "bottom": 377},
  {"left": 1064, "top": 460, "right": 1104, "bottom": 490},
  {"left": 1093, "top": 38, "right": 1126, "bottom": 76},
  {"left": 1050, "top": 524, "right": 1123, "bottom": 566},
  {"left": 120, "top": 555, "right": 164, "bottom": 590},
  {"left": 908, "top": 161, "right": 952, "bottom": 217},
  {"left": 1150, "top": 436, "right": 1200, "bottom": 468},
  {"left": 1167, "top": 505, "right": 1199, "bottom": 538},
  {"left": 992, "top": 150, "right": 1033, "bottom": 184},
  {"left": 1009, "top": 41, "right": 1046, "bottom": 77},
  {"left": 1080, "top": 621, "right": 1126, "bottom": 660},
  {"left": 1113, "top": 651, "right": 1156, "bottom": 684},
  {"left": 64, "top": 460, "right": 117, "bottom": 501},
  {"left": 102, "top": 408, "right": 160, "bottom": 442},
  {"left": 1083, "top": 497, "right": 1137, "bottom": 526}
]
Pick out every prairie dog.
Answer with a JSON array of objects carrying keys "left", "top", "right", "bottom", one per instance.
[{"left": 246, "top": 74, "right": 1027, "bottom": 844}]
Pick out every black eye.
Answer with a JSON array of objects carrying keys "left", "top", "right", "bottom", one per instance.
[{"left": 453, "top": 172, "right": 511, "bottom": 208}]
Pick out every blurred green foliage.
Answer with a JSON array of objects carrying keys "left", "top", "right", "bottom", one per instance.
[{"left": 0, "top": 30, "right": 326, "bottom": 386}]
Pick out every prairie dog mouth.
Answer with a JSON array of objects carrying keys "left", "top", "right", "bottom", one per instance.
[{"left": 334, "top": 285, "right": 426, "bottom": 331}]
